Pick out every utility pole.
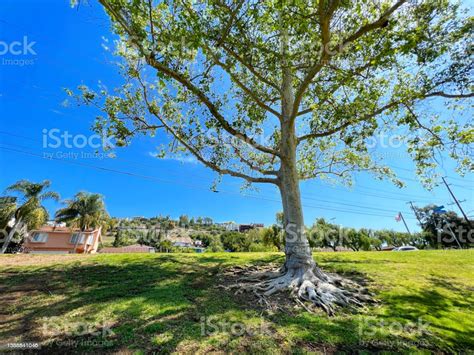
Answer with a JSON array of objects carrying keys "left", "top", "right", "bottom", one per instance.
[
  {"left": 443, "top": 217, "right": 462, "bottom": 249},
  {"left": 408, "top": 202, "right": 423, "bottom": 226},
  {"left": 399, "top": 212, "right": 411, "bottom": 235},
  {"left": 441, "top": 177, "right": 473, "bottom": 228}
]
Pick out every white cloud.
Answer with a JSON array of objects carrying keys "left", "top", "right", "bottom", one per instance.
[
  {"left": 50, "top": 109, "right": 64, "bottom": 115},
  {"left": 148, "top": 152, "right": 198, "bottom": 164}
]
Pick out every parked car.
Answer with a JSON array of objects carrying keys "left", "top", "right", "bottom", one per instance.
[{"left": 393, "top": 246, "right": 419, "bottom": 251}]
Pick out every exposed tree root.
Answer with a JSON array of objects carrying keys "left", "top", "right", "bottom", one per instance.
[{"left": 220, "top": 264, "right": 374, "bottom": 315}]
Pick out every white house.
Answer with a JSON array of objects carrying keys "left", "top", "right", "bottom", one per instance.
[{"left": 218, "top": 221, "right": 239, "bottom": 232}]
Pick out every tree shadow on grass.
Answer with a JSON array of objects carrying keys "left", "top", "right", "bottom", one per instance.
[
  {"left": 0, "top": 254, "right": 286, "bottom": 354},
  {"left": 374, "top": 276, "right": 473, "bottom": 351},
  {"left": 2, "top": 254, "right": 471, "bottom": 354}
]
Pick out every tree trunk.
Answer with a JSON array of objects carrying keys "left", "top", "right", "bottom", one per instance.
[
  {"left": 0, "top": 217, "right": 23, "bottom": 254},
  {"left": 278, "top": 43, "right": 316, "bottom": 275},
  {"left": 230, "top": 26, "right": 371, "bottom": 314},
  {"left": 278, "top": 24, "right": 326, "bottom": 278},
  {"left": 279, "top": 161, "right": 315, "bottom": 273},
  {"left": 240, "top": 159, "right": 370, "bottom": 313}
]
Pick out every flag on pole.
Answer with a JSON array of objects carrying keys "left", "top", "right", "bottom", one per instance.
[
  {"left": 433, "top": 205, "right": 447, "bottom": 214},
  {"left": 395, "top": 212, "right": 402, "bottom": 222}
]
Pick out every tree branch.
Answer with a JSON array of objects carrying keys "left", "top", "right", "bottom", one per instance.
[
  {"left": 229, "top": 142, "right": 278, "bottom": 176},
  {"left": 215, "top": 0, "right": 245, "bottom": 47},
  {"left": 205, "top": 51, "right": 281, "bottom": 118},
  {"left": 100, "top": 0, "right": 281, "bottom": 158},
  {"left": 180, "top": 0, "right": 281, "bottom": 92},
  {"left": 291, "top": 0, "right": 407, "bottom": 121},
  {"left": 296, "top": 60, "right": 377, "bottom": 117},
  {"left": 403, "top": 103, "right": 444, "bottom": 144},
  {"left": 339, "top": 0, "right": 407, "bottom": 48},
  {"left": 297, "top": 100, "right": 401, "bottom": 143},
  {"left": 426, "top": 91, "right": 474, "bottom": 99},
  {"left": 136, "top": 73, "right": 278, "bottom": 185},
  {"left": 221, "top": 44, "right": 281, "bottom": 92},
  {"left": 290, "top": 1, "right": 335, "bottom": 121},
  {"left": 297, "top": 86, "right": 473, "bottom": 143}
]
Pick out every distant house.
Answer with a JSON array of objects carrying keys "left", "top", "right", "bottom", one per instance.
[
  {"left": 99, "top": 244, "right": 155, "bottom": 253},
  {"left": 218, "top": 221, "right": 240, "bottom": 232},
  {"left": 239, "top": 223, "right": 264, "bottom": 233},
  {"left": 23, "top": 226, "right": 102, "bottom": 254},
  {"left": 239, "top": 224, "right": 253, "bottom": 233},
  {"left": 166, "top": 235, "right": 194, "bottom": 248},
  {"left": 163, "top": 235, "right": 205, "bottom": 252},
  {"left": 194, "top": 239, "right": 203, "bottom": 247}
]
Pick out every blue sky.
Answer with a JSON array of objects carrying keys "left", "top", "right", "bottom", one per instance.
[{"left": 0, "top": 0, "right": 472, "bottom": 231}]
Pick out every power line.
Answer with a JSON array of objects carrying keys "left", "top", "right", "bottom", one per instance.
[
  {"left": 0, "top": 132, "right": 242, "bottom": 187},
  {"left": 0, "top": 130, "right": 454, "bottom": 214},
  {"left": 0, "top": 128, "right": 465, "bottom": 215},
  {"left": 305, "top": 181, "right": 440, "bottom": 203},
  {"left": 301, "top": 195, "right": 413, "bottom": 215},
  {"left": 451, "top": 184, "right": 474, "bottom": 191},
  {"left": 0, "top": 145, "right": 417, "bottom": 220},
  {"left": 387, "top": 164, "right": 473, "bottom": 183},
  {"left": 0, "top": 130, "right": 445, "bottom": 204},
  {"left": 0, "top": 137, "right": 415, "bottom": 215},
  {"left": 351, "top": 183, "right": 438, "bottom": 200}
]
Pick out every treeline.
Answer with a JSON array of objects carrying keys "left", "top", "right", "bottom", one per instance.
[
  {"left": 196, "top": 208, "right": 472, "bottom": 252},
  {"left": 124, "top": 208, "right": 472, "bottom": 252},
  {"left": 189, "top": 219, "right": 425, "bottom": 252}
]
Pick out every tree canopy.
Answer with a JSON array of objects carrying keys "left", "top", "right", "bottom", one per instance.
[{"left": 72, "top": 0, "right": 472, "bottom": 188}]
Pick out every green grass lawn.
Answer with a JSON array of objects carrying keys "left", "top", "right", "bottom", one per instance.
[{"left": 0, "top": 250, "right": 472, "bottom": 353}]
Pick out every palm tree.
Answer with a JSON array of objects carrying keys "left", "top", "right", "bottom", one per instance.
[
  {"left": 0, "top": 180, "right": 60, "bottom": 254},
  {"left": 55, "top": 192, "right": 108, "bottom": 253},
  {"left": 0, "top": 197, "right": 17, "bottom": 228}
]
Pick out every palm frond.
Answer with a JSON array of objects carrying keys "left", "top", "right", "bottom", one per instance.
[
  {"left": 54, "top": 191, "right": 108, "bottom": 230},
  {"left": 40, "top": 191, "right": 60, "bottom": 202}
]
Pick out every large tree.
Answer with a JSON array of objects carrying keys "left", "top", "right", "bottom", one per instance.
[
  {"left": 72, "top": 0, "right": 473, "bottom": 312},
  {"left": 414, "top": 204, "right": 473, "bottom": 248}
]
